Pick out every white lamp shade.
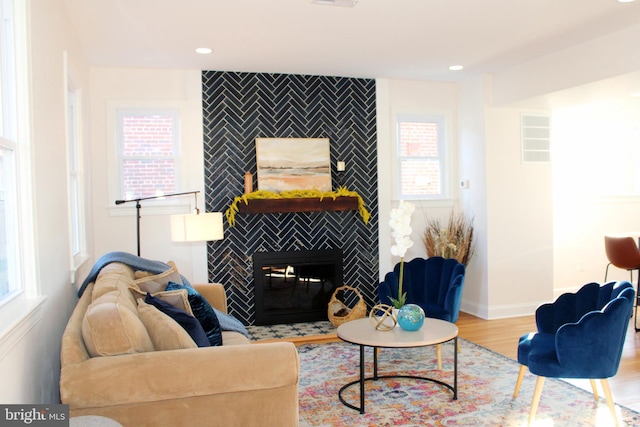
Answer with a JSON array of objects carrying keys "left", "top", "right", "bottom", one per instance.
[{"left": 170, "top": 212, "right": 224, "bottom": 242}]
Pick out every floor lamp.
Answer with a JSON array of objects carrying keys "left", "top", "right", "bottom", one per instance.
[{"left": 115, "top": 191, "right": 223, "bottom": 256}]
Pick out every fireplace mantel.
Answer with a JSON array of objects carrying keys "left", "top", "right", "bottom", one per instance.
[{"left": 236, "top": 196, "right": 358, "bottom": 214}]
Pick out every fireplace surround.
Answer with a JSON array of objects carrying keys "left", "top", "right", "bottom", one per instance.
[
  {"left": 202, "top": 70, "right": 379, "bottom": 325},
  {"left": 253, "top": 249, "right": 343, "bottom": 325}
]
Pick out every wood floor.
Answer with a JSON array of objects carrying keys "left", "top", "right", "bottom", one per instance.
[
  {"left": 455, "top": 311, "right": 640, "bottom": 413},
  {"left": 283, "top": 310, "right": 640, "bottom": 413}
]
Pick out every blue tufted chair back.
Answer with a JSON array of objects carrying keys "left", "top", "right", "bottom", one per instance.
[
  {"left": 535, "top": 281, "right": 633, "bottom": 334},
  {"left": 378, "top": 256, "right": 466, "bottom": 323},
  {"left": 528, "top": 285, "right": 634, "bottom": 379}
]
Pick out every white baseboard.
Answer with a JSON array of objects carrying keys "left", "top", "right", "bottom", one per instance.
[{"left": 461, "top": 300, "right": 543, "bottom": 320}]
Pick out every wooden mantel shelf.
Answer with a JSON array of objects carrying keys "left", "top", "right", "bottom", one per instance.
[{"left": 236, "top": 196, "right": 358, "bottom": 214}]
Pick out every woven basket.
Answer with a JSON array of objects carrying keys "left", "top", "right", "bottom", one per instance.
[{"left": 328, "top": 285, "right": 367, "bottom": 327}]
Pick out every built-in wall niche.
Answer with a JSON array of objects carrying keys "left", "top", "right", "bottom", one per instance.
[{"left": 202, "top": 70, "right": 379, "bottom": 325}]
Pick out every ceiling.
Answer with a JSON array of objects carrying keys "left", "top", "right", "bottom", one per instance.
[{"left": 62, "top": 0, "right": 640, "bottom": 83}]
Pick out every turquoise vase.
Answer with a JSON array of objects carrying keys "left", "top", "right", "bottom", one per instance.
[{"left": 397, "top": 304, "right": 425, "bottom": 331}]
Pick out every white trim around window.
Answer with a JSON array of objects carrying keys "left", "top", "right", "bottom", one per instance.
[
  {"left": 0, "top": 0, "right": 43, "bottom": 352},
  {"left": 392, "top": 112, "right": 455, "bottom": 202},
  {"left": 106, "top": 100, "right": 188, "bottom": 215}
]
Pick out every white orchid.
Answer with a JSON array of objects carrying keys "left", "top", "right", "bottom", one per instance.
[
  {"left": 389, "top": 200, "right": 415, "bottom": 308},
  {"left": 389, "top": 200, "right": 415, "bottom": 257}
]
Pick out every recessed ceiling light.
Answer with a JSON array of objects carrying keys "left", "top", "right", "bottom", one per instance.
[
  {"left": 449, "top": 65, "right": 464, "bottom": 71},
  {"left": 195, "top": 48, "right": 213, "bottom": 55},
  {"left": 312, "top": 0, "right": 358, "bottom": 7},
  {"left": 618, "top": 0, "right": 636, "bottom": 3}
]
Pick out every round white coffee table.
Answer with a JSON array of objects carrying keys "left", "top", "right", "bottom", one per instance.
[{"left": 337, "top": 317, "right": 458, "bottom": 413}]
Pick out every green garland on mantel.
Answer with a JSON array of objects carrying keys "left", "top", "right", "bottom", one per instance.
[{"left": 225, "top": 186, "right": 370, "bottom": 226}]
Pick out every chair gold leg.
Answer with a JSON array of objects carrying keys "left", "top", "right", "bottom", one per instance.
[
  {"left": 436, "top": 344, "right": 442, "bottom": 370},
  {"left": 528, "top": 376, "right": 545, "bottom": 426},
  {"left": 513, "top": 365, "right": 527, "bottom": 398},
  {"left": 601, "top": 379, "right": 620, "bottom": 427},
  {"left": 589, "top": 379, "right": 599, "bottom": 400}
]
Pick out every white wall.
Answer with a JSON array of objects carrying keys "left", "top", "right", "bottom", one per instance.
[
  {"left": 492, "top": 23, "right": 640, "bottom": 106},
  {"left": 377, "top": 76, "right": 556, "bottom": 320},
  {"left": 456, "top": 76, "right": 554, "bottom": 320},
  {"left": 376, "top": 78, "right": 460, "bottom": 278},
  {"left": 0, "top": 0, "right": 91, "bottom": 403},
  {"left": 458, "top": 77, "right": 490, "bottom": 316},
  {"left": 551, "top": 95, "right": 640, "bottom": 294},
  {"left": 484, "top": 105, "right": 554, "bottom": 317},
  {"left": 89, "top": 68, "right": 209, "bottom": 283}
]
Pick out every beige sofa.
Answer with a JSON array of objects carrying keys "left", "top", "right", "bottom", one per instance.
[{"left": 60, "top": 262, "right": 300, "bottom": 426}]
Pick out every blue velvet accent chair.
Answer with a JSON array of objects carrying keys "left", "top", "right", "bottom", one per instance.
[
  {"left": 513, "top": 281, "right": 635, "bottom": 427},
  {"left": 378, "top": 256, "right": 465, "bottom": 368},
  {"left": 378, "top": 256, "right": 466, "bottom": 322}
]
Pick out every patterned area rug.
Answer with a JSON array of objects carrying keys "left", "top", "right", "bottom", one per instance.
[{"left": 298, "top": 339, "right": 640, "bottom": 427}]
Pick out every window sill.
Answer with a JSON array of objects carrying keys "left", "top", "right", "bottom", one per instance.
[
  {"left": 71, "top": 253, "right": 91, "bottom": 286},
  {"left": 0, "top": 294, "right": 47, "bottom": 360},
  {"left": 397, "top": 198, "right": 457, "bottom": 209}
]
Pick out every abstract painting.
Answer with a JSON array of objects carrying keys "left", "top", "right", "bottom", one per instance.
[{"left": 255, "top": 138, "right": 331, "bottom": 192}]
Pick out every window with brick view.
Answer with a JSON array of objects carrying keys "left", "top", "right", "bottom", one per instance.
[
  {"left": 397, "top": 117, "right": 444, "bottom": 198},
  {"left": 118, "top": 111, "right": 178, "bottom": 199}
]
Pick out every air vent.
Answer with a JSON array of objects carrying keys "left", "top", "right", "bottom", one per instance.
[{"left": 521, "top": 114, "right": 551, "bottom": 163}]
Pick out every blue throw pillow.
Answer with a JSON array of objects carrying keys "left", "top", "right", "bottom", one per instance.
[
  {"left": 144, "top": 293, "right": 210, "bottom": 348},
  {"left": 166, "top": 282, "right": 223, "bottom": 346}
]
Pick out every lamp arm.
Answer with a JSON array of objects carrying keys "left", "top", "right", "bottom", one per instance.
[
  {"left": 114, "top": 190, "right": 203, "bottom": 256},
  {"left": 115, "top": 190, "right": 200, "bottom": 205}
]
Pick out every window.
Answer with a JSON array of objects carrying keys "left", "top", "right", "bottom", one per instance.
[
  {"left": 1, "top": 0, "right": 20, "bottom": 303},
  {"left": 0, "top": 0, "right": 33, "bottom": 307},
  {"left": 66, "top": 73, "right": 87, "bottom": 268},
  {"left": 116, "top": 109, "right": 180, "bottom": 200},
  {"left": 0, "top": 145, "right": 18, "bottom": 302},
  {"left": 396, "top": 114, "right": 447, "bottom": 199}
]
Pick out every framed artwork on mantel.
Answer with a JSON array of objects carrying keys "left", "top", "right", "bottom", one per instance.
[{"left": 255, "top": 137, "right": 332, "bottom": 192}]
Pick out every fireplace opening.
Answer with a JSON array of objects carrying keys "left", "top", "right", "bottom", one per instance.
[{"left": 253, "top": 249, "right": 343, "bottom": 325}]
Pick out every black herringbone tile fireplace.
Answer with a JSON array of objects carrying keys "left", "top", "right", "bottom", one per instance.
[{"left": 202, "top": 71, "right": 378, "bottom": 325}]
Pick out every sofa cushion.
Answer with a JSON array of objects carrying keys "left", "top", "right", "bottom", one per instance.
[
  {"left": 166, "top": 282, "right": 223, "bottom": 347},
  {"left": 133, "top": 261, "right": 183, "bottom": 294},
  {"left": 91, "top": 263, "right": 136, "bottom": 301},
  {"left": 136, "top": 299, "right": 198, "bottom": 350},
  {"left": 92, "top": 280, "right": 139, "bottom": 315},
  {"left": 144, "top": 293, "right": 211, "bottom": 347},
  {"left": 82, "top": 302, "right": 154, "bottom": 357}
]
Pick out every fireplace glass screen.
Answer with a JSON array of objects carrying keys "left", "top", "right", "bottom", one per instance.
[{"left": 253, "top": 249, "right": 343, "bottom": 325}]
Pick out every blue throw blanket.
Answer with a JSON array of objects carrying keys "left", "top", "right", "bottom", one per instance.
[{"left": 78, "top": 251, "right": 249, "bottom": 337}]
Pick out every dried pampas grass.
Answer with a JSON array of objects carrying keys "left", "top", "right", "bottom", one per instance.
[{"left": 423, "top": 211, "right": 474, "bottom": 266}]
